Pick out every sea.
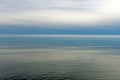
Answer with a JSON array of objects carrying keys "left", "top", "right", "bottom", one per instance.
[{"left": 0, "top": 35, "right": 120, "bottom": 80}]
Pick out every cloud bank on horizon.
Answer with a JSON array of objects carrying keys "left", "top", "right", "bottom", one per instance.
[{"left": 0, "top": 0, "right": 120, "bottom": 28}]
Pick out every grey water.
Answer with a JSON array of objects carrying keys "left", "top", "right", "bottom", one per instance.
[{"left": 0, "top": 35, "right": 120, "bottom": 80}]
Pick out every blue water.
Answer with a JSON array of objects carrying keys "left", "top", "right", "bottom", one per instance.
[{"left": 0, "top": 35, "right": 120, "bottom": 80}]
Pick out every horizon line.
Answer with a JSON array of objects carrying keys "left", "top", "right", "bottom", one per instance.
[{"left": 0, "top": 34, "right": 120, "bottom": 38}]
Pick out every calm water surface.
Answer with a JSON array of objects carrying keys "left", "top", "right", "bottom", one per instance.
[{"left": 0, "top": 35, "right": 120, "bottom": 80}]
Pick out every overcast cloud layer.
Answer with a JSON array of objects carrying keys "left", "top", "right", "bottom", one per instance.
[{"left": 0, "top": 0, "right": 120, "bottom": 28}]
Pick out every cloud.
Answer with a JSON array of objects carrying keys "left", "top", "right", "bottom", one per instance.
[
  {"left": 0, "top": 10, "right": 98, "bottom": 25},
  {"left": 0, "top": 0, "right": 120, "bottom": 27},
  {"left": 0, "top": 5, "right": 6, "bottom": 8},
  {"left": 0, "top": 0, "right": 99, "bottom": 11}
]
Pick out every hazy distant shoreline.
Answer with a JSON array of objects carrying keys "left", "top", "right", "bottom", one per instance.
[{"left": 0, "top": 34, "right": 120, "bottom": 38}]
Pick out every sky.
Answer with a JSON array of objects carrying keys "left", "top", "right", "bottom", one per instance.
[{"left": 0, "top": 0, "right": 120, "bottom": 34}]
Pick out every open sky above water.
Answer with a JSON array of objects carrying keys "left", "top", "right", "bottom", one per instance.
[{"left": 0, "top": 0, "right": 120, "bottom": 34}]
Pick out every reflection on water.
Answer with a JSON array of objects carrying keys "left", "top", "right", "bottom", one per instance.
[{"left": 0, "top": 35, "right": 120, "bottom": 80}]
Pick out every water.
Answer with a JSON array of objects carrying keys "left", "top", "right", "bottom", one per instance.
[{"left": 0, "top": 35, "right": 120, "bottom": 80}]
